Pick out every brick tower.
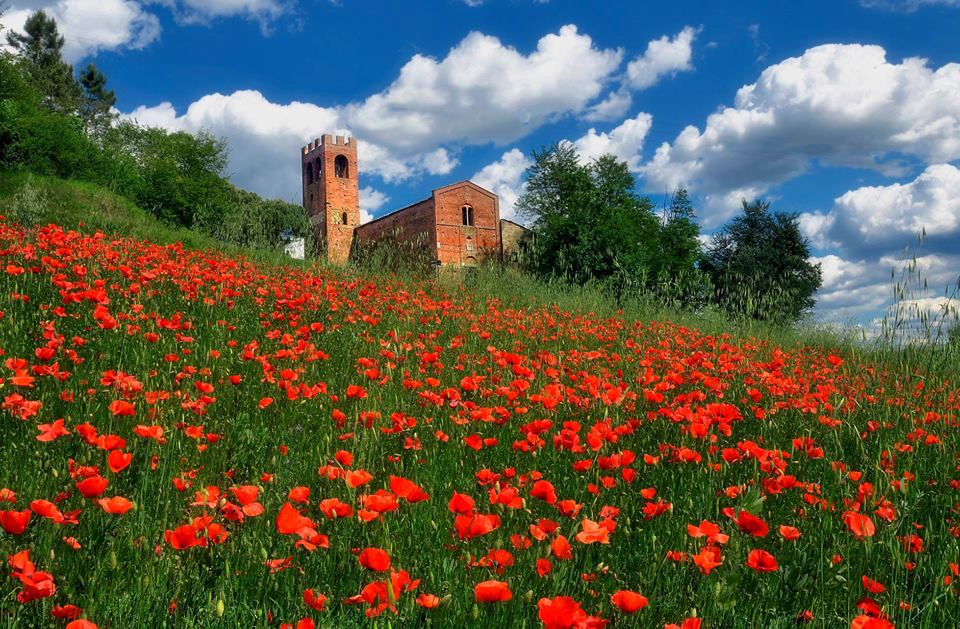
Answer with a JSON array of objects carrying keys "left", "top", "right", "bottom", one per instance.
[{"left": 301, "top": 134, "right": 359, "bottom": 264}]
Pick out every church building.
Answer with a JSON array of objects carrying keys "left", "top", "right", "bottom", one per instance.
[{"left": 301, "top": 134, "right": 526, "bottom": 266}]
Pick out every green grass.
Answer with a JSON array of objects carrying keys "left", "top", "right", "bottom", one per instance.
[{"left": 0, "top": 169, "right": 313, "bottom": 270}]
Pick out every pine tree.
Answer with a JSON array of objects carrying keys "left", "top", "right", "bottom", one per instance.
[
  {"left": 6, "top": 10, "right": 82, "bottom": 113},
  {"left": 79, "top": 63, "right": 117, "bottom": 140}
]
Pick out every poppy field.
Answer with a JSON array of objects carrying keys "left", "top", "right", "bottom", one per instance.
[{"left": 0, "top": 221, "right": 958, "bottom": 628}]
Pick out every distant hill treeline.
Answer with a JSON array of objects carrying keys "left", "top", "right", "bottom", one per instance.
[{"left": 0, "top": 10, "right": 310, "bottom": 253}]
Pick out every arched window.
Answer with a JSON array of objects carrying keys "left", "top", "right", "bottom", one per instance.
[
  {"left": 335, "top": 155, "right": 349, "bottom": 178},
  {"left": 304, "top": 162, "right": 314, "bottom": 185},
  {"left": 314, "top": 157, "right": 322, "bottom": 178},
  {"left": 461, "top": 204, "right": 474, "bottom": 226},
  {"left": 341, "top": 211, "right": 348, "bottom": 226}
]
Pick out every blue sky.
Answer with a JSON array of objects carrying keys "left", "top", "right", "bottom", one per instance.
[{"left": 3, "top": 0, "right": 960, "bottom": 327}]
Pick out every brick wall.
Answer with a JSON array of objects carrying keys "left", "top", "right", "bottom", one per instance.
[
  {"left": 354, "top": 198, "right": 436, "bottom": 252},
  {"left": 433, "top": 182, "right": 500, "bottom": 266}
]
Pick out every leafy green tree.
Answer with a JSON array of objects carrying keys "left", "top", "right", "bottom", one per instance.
[
  {"left": 517, "top": 143, "right": 659, "bottom": 294},
  {"left": 113, "top": 122, "right": 230, "bottom": 227},
  {"left": 79, "top": 63, "right": 116, "bottom": 140},
  {"left": 6, "top": 10, "right": 81, "bottom": 113},
  {"left": 702, "top": 199, "right": 823, "bottom": 323}
]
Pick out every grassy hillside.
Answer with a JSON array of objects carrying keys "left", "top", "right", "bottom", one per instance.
[
  {"left": 0, "top": 170, "right": 311, "bottom": 268},
  {"left": 0, "top": 209, "right": 957, "bottom": 628},
  {"left": 0, "top": 169, "right": 222, "bottom": 250}
]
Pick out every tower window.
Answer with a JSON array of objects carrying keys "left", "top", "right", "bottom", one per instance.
[
  {"left": 314, "top": 156, "right": 322, "bottom": 178},
  {"left": 461, "top": 204, "right": 474, "bottom": 226},
  {"left": 304, "top": 162, "right": 314, "bottom": 185},
  {"left": 335, "top": 155, "right": 349, "bottom": 178},
  {"left": 342, "top": 211, "right": 348, "bottom": 225}
]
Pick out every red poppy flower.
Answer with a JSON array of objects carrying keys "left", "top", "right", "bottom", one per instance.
[
  {"left": 346, "top": 384, "right": 367, "bottom": 399},
  {"left": 746, "top": 549, "right": 779, "bottom": 572},
  {"left": 536, "top": 558, "right": 552, "bottom": 577},
  {"left": 165, "top": 524, "right": 203, "bottom": 550},
  {"left": 36, "top": 418, "right": 70, "bottom": 442},
  {"left": 344, "top": 469, "right": 373, "bottom": 488},
  {"left": 303, "top": 589, "right": 327, "bottom": 611},
  {"left": 454, "top": 513, "right": 501, "bottom": 540},
  {"left": 611, "top": 590, "right": 649, "bottom": 613},
  {"left": 0, "top": 509, "right": 31, "bottom": 535},
  {"left": 537, "top": 596, "right": 586, "bottom": 628},
  {"left": 735, "top": 511, "right": 769, "bottom": 537},
  {"left": 107, "top": 450, "right": 132, "bottom": 473},
  {"left": 551, "top": 534, "right": 573, "bottom": 560},
  {"left": 779, "top": 525, "right": 801, "bottom": 541},
  {"left": 575, "top": 518, "right": 610, "bottom": 544},
  {"left": 389, "top": 476, "right": 429, "bottom": 503},
  {"left": 51, "top": 604, "right": 83, "bottom": 619},
  {"left": 850, "top": 616, "right": 894, "bottom": 629},
  {"left": 474, "top": 580, "right": 511, "bottom": 603},
  {"left": 843, "top": 511, "right": 876, "bottom": 539},
  {"left": 108, "top": 400, "right": 135, "bottom": 417},
  {"left": 97, "top": 496, "right": 134, "bottom": 515},
  {"left": 276, "top": 502, "right": 314, "bottom": 536},
  {"left": 448, "top": 492, "right": 475, "bottom": 514},
  {"left": 416, "top": 593, "right": 440, "bottom": 609},
  {"left": 692, "top": 546, "right": 723, "bottom": 575},
  {"left": 861, "top": 575, "right": 886, "bottom": 594},
  {"left": 358, "top": 548, "right": 391, "bottom": 572},
  {"left": 76, "top": 476, "right": 108, "bottom": 499}
]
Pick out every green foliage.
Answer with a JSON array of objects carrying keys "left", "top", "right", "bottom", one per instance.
[
  {"left": 517, "top": 145, "right": 707, "bottom": 307},
  {"left": 702, "top": 199, "right": 823, "bottom": 323},
  {"left": 518, "top": 143, "right": 661, "bottom": 294},
  {"left": 0, "top": 35, "right": 309, "bottom": 254},
  {"left": 7, "top": 175, "right": 46, "bottom": 226},
  {"left": 196, "top": 185, "right": 314, "bottom": 252},
  {"left": 112, "top": 122, "right": 230, "bottom": 227}
]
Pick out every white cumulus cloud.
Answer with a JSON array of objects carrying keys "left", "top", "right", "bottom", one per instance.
[
  {"left": 126, "top": 90, "right": 341, "bottom": 202},
  {"left": 573, "top": 111, "right": 653, "bottom": 172},
  {"left": 343, "top": 25, "right": 623, "bottom": 153},
  {"left": 625, "top": 26, "right": 699, "bottom": 90},
  {"left": 642, "top": 43, "right": 960, "bottom": 225},
  {"left": 150, "top": 0, "right": 293, "bottom": 28},
  {"left": 800, "top": 164, "right": 960, "bottom": 254}
]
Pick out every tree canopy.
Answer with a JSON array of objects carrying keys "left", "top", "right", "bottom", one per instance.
[
  {"left": 517, "top": 143, "right": 704, "bottom": 304},
  {"left": 702, "top": 199, "right": 823, "bottom": 323},
  {"left": 517, "top": 143, "right": 662, "bottom": 290}
]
